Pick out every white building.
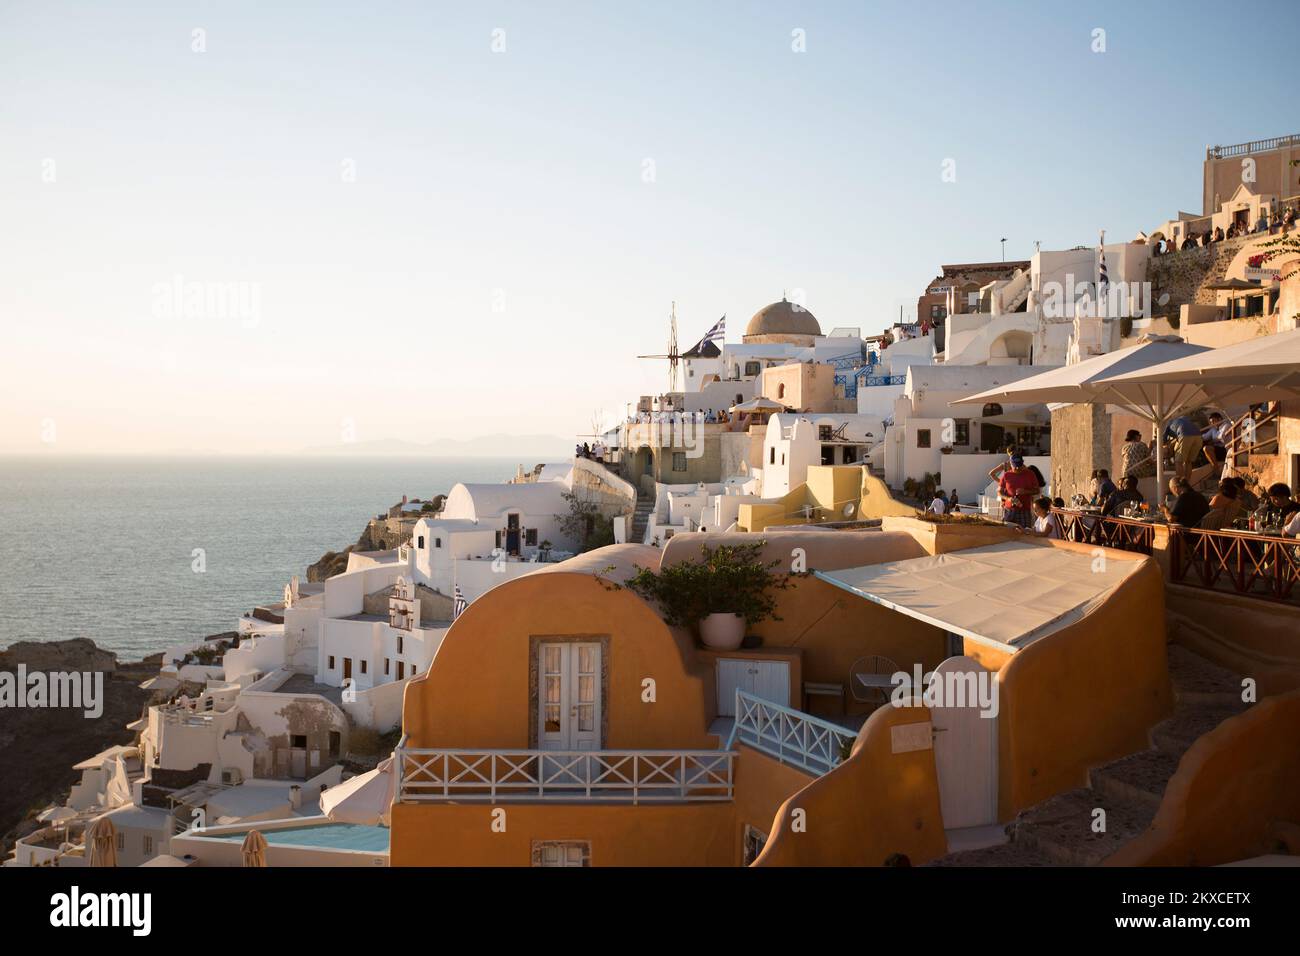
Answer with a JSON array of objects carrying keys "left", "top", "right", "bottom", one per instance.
[
  {"left": 759, "top": 413, "right": 883, "bottom": 498},
  {"left": 878, "top": 364, "right": 1055, "bottom": 503}
]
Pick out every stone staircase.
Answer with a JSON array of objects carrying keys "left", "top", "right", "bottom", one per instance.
[
  {"left": 630, "top": 494, "right": 656, "bottom": 545},
  {"left": 930, "top": 644, "right": 1249, "bottom": 866}
]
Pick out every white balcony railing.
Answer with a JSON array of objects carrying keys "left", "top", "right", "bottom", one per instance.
[
  {"left": 396, "top": 748, "right": 735, "bottom": 804},
  {"left": 725, "top": 690, "right": 857, "bottom": 775}
]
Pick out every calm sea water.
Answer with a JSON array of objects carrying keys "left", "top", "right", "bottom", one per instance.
[{"left": 0, "top": 456, "right": 520, "bottom": 659}]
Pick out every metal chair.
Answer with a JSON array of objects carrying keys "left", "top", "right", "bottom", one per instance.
[{"left": 849, "top": 655, "right": 900, "bottom": 708}]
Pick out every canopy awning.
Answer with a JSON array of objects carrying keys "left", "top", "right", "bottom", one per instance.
[
  {"left": 814, "top": 541, "right": 1140, "bottom": 649},
  {"left": 731, "top": 396, "right": 787, "bottom": 413},
  {"left": 1101, "top": 327, "right": 1300, "bottom": 406}
]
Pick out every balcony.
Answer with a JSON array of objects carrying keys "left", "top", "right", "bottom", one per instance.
[{"left": 396, "top": 748, "right": 735, "bottom": 804}]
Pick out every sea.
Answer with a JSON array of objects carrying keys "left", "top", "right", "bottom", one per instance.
[{"left": 0, "top": 456, "right": 521, "bottom": 659}]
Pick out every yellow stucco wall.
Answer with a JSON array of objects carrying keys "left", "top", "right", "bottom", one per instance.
[
  {"left": 859, "top": 473, "right": 923, "bottom": 519},
  {"left": 752, "top": 701, "right": 947, "bottom": 867},
  {"left": 1105, "top": 689, "right": 1300, "bottom": 866},
  {"left": 391, "top": 801, "right": 736, "bottom": 866},
  {"left": 995, "top": 543, "right": 1172, "bottom": 819}
]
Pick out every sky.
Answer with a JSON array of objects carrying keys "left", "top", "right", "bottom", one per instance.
[{"left": 1, "top": 0, "right": 1297, "bottom": 454}]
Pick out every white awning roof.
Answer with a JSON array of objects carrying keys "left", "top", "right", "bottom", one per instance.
[{"left": 814, "top": 541, "right": 1139, "bottom": 649}]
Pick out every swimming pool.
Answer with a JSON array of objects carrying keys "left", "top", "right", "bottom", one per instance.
[{"left": 213, "top": 823, "right": 389, "bottom": 853}]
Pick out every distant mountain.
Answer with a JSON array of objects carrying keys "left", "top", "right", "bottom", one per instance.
[{"left": 296, "top": 434, "right": 574, "bottom": 459}]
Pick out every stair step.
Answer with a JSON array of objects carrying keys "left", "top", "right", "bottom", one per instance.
[
  {"left": 1011, "top": 787, "right": 1157, "bottom": 866},
  {"left": 1151, "top": 704, "right": 1247, "bottom": 755},
  {"left": 1166, "top": 644, "right": 1247, "bottom": 706},
  {"left": 1090, "top": 749, "right": 1182, "bottom": 810},
  {"left": 926, "top": 839, "right": 1059, "bottom": 867}
]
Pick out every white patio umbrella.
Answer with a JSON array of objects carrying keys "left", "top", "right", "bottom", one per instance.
[
  {"left": 319, "top": 756, "right": 396, "bottom": 827},
  {"left": 955, "top": 337, "right": 1217, "bottom": 495},
  {"left": 1100, "top": 326, "right": 1300, "bottom": 406},
  {"left": 731, "top": 396, "right": 787, "bottom": 413}
]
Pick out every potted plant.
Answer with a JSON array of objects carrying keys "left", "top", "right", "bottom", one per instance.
[{"left": 625, "top": 542, "right": 790, "bottom": 650}]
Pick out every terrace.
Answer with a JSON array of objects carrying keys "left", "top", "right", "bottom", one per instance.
[{"left": 1052, "top": 508, "right": 1300, "bottom": 608}]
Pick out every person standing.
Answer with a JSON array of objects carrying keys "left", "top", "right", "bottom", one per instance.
[
  {"left": 1163, "top": 416, "right": 1203, "bottom": 481},
  {"left": 991, "top": 454, "right": 1038, "bottom": 528}
]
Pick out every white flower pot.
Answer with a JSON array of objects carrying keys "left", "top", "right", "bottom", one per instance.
[{"left": 699, "top": 612, "right": 746, "bottom": 650}]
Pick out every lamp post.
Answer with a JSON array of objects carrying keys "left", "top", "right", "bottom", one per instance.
[{"left": 1001, "top": 238, "right": 1007, "bottom": 262}]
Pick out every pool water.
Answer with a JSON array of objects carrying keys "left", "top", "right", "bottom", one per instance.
[{"left": 215, "top": 823, "right": 389, "bottom": 853}]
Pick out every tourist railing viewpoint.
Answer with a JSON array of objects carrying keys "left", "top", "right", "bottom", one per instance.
[
  {"left": 396, "top": 747, "right": 736, "bottom": 803},
  {"left": 726, "top": 689, "right": 856, "bottom": 775},
  {"left": 1051, "top": 508, "right": 1156, "bottom": 555},
  {"left": 1207, "top": 134, "right": 1300, "bottom": 159},
  {"left": 1170, "top": 526, "right": 1300, "bottom": 606}
]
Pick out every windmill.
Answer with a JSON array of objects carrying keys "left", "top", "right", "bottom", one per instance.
[{"left": 637, "top": 301, "right": 682, "bottom": 395}]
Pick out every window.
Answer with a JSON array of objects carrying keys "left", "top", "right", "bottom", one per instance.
[
  {"left": 525, "top": 528, "right": 538, "bottom": 546},
  {"left": 397, "top": 661, "right": 404, "bottom": 679},
  {"left": 769, "top": 447, "right": 776, "bottom": 465},
  {"left": 735, "top": 393, "right": 743, "bottom": 404},
  {"left": 533, "top": 840, "right": 591, "bottom": 867},
  {"left": 328, "top": 731, "right": 341, "bottom": 757},
  {"left": 396, "top": 634, "right": 403, "bottom": 654},
  {"left": 818, "top": 425, "right": 833, "bottom": 441},
  {"left": 917, "top": 429, "right": 932, "bottom": 449},
  {"left": 821, "top": 445, "right": 834, "bottom": 465},
  {"left": 777, "top": 383, "right": 786, "bottom": 399},
  {"left": 291, "top": 734, "right": 307, "bottom": 749},
  {"left": 435, "top": 537, "right": 441, "bottom": 548},
  {"left": 954, "top": 419, "right": 970, "bottom": 446},
  {"left": 384, "top": 658, "right": 390, "bottom": 676},
  {"left": 744, "top": 361, "right": 761, "bottom": 377},
  {"left": 360, "top": 660, "right": 368, "bottom": 675},
  {"left": 116, "top": 833, "right": 124, "bottom": 850},
  {"left": 143, "top": 835, "right": 154, "bottom": 856},
  {"left": 417, "top": 535, "right": 425, "bottom": 549},
  {"left": 672, "top": 452, "right": 687, "bottom": 472},
  {"left": 742, "top": 825, "right": 768, "bottom": 866},
  {"left": 411, "top": 665, "right": 418, "bottom": 675},
  {"left": 328, "top": 655, "right": 335, "bottom": 670}
]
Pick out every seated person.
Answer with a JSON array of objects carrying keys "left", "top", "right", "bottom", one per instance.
[
  {"left": 1024, "top": 496, "right": 1060, "bottom": 539},
  {"left": 1162, "top": 477, "right": 1210, "bottom": 527},
  {"left": 1102, "top": 475, "right": 1144, "bottom": 517},
  {"left": 1093, "top": 469, "right": 1116, "bottom": 505},
  {"left": 1230, "top": 476, "right": 1259, "bottom": 513},
  {"left": 1264, "top": 483, "right": 1300, "bottom": 527},
  {"left": 1200, "top": 479, "right": 1242, "bottom": 530}
]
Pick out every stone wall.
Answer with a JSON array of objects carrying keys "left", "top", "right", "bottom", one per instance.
[
  {"left": 1146, "top": 236, "right": 1251, "bottom": 318},
  {"left": 1050, "top": 404, "right": 1111, "bottom": 503},
  {"left": 570, "top": 457, "right": 637, "bottom": 518}
]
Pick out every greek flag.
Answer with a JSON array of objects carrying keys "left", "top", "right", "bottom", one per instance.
[
  {"left": 452, "top": 584, "right": 467, "bottom": 619},
  {"left": 691, "top": 315, "right": 725, "bottom": 351}
]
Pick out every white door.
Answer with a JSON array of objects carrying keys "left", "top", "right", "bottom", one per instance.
[
  {"left": 716, "top": 659, "right": 790, "bottom": 716},
  {"left": 929, "top": 655, "right": 998, "bottom": 829},
  {"left": 538, "top": 642, "right": 602, "bottom": 751}
]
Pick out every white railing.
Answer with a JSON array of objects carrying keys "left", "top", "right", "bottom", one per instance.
[
  {"left": 726, "top": 690, "right": 856, "bottom": 776},
  {"left": 396, "top": 748, "right": 735, "bottom": 804}
]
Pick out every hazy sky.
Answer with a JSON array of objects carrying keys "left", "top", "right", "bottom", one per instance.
[{"left": 2, "top": 0, "right": 1296, "bottom": 454}]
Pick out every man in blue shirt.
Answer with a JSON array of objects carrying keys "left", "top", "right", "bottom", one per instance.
[{"left": 1163, "top": 416, "right": 1203, "bottom": 481}]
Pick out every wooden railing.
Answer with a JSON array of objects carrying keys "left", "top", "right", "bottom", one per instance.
[
  {"left": 1170, "top": 527, "right": 1300, "bottom": 606},
  {"left": 725, "top": 690, "right": 856, "bottom": 775},
  {"left": 1051, "top": 509, "right": 1156, "bottom": 555},
  {"left": 1225, "top": 404, "right": 1280, "bottom": 469},
  {"left": 396, "top": 748, "right": 735, "bottom": 804}
]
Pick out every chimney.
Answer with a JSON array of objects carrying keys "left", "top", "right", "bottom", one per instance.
[{"left": 402, "top": 494, "right": 408, "bottom": 505}]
